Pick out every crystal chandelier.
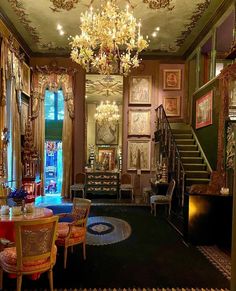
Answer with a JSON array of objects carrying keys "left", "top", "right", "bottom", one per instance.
[
  {"left": 70, "top": 1, "right": 149, "bottom": 76},
  {"left": 94, "top": 101, "right": 120, "bottom": 124}
]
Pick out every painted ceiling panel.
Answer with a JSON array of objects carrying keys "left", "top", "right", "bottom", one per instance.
[{"left": 0, "top": 0, "right": 231, "bottom": 56}]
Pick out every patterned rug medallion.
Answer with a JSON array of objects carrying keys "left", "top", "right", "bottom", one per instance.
[{"left": 86, "top": 216, "right": 132, "bottom": 245}]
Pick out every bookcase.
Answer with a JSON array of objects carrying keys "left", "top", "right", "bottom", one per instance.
[{"left": 85, "top": 172, "right": 119, "bottom": 197}]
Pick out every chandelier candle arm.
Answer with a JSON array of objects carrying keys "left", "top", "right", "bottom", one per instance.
[{"left": 70, "top": 0, "right": 149, "bottom": 76}]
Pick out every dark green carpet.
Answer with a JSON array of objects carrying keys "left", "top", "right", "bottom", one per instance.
[{"left": 3, "top": 206, "right": 230, "bottom": 290}]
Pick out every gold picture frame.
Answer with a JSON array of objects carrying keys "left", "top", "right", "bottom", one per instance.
[
  {"left": 127, "top": 140, "right": 151, "bottom": 171},
  {"left": 196, "top": 90, "right": 213, "bottom": 129},
  {"left": 20, "top": 96, "right": 29, "bottom": 135},
  {"left": 22, "top": 62, "right": 31, "bottom": 96},
  {"left": 163, "top": 69, "right": 181, "bottom": 90},
  {"left": 163, "top": 96, "right": 181, "bottom": 117},
  {"left": 96, "top": 122, "right": 119, "bottom": 145},
  {"left": 128, "top": 109, "right": 151, "bottom": 136},
  {"left": 129, "top": 76, "right": 152, "bottom": 105}
]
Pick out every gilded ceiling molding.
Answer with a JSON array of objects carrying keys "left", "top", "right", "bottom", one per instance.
[
  {"left": 32, "top": 65, "right": 78, "bottom": 76},
  {"left": 49, "top": 0, "right": 79, "bottom": 12},
  {"left": 142, "top": 0, "right": 174, "bottom": 10},
  {"left": 7, "top": 0, "right": 40, "bottom": 43},
  {"left": 176, "top": 0, "right": 210, "bottom": 47}
]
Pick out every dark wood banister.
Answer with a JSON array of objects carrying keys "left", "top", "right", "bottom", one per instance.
[{"left": 155, "top": 105, "right": 186, "bottom": 207}]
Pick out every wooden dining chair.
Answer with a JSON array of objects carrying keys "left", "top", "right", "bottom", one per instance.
[
  {"left": 0, "top": 216, "right": 58, "bottom": 291},
  {"left": 55, "top": 197, "right": 91, "bottom": 268}
]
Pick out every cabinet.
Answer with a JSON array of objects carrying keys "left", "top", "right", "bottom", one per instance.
[{"left": 85, "top": 172, "right": 119, "bottom": 197}]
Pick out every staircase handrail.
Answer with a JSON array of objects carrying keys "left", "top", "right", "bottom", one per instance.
[
  {"left": 155, "top": 104, "right": 186, "bottom": 207},
  {"left": 190, "top": 127, "right": 212, "bottom": 173}
]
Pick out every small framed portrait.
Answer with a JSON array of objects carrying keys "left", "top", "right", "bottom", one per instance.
[
  {"left": 22, "top": 62, "right": 31, "bottom": 96},
  {"left": 163, "top": 96, "right": 181, "bottom": 117},
  {"left": 163, "top": 69, "right": 181, "bottom": 90},
  {"left": 96, "top": 122, "right": 119, "bottom": 145},
  {"left": 129, "top": 76, "right": 152, "bottom": 105},
  {"left": 128, "top": 109, "right": 151, "bottom": 136},
  {"left": 127, "top": 140, "right": 151, "bottom": 171},
  {"left": 196, "top": 90, "right": 213, "bottom": 129}
]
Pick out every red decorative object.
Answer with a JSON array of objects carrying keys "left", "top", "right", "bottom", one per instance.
[{"left": 195, "top": 90, "right": 213, "bottom": 129}]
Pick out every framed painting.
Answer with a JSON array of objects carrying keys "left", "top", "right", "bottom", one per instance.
[
  {"left": 128, "top": 109, "right": 151, "bottom": 136},
  {"left": 20, "top": 96, "right": 29, "bottom": 135},
  {"left": 22, "top": 62, "right": 31, "bottom": 96},
  {"left": 98, "top": 147, "right": 116, "bottom": 171},
  {"left": 129, "top": 76, "right": 152, "bottom": 105},
  {"left": 196, "top": 90, "right": 213, "bottom": 129},
  {"left": 127, "top": 140, "right": 151, "bottom": 171},
  {"left": 163, "top": 96, "right": 181, "bottom": 116},
  {"left": 96, "top": 122, "right": 119, "bottom": 145},
  {"left": 163, "top": 69, "right": 181, "bottom": 90}
]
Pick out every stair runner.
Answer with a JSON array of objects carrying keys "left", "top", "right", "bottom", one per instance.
[{"left": 170, "top": 123, "right": 210, "bottom": 188}]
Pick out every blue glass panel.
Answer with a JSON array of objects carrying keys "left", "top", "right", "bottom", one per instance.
[
  {"left": 45, "top": 90, "right": 55, "bottom": 120},
  {"left": 57, "top": 90, "right": 64, "bottom": 120}
]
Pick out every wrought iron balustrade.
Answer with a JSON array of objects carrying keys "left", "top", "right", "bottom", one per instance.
[{"left": 155, "top": 105, "right": 185, "bottom": 208}]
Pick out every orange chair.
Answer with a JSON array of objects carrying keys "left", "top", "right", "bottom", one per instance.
[
  {"left": 0, "top": 216, "right": 58, "bottom": 291},
  {"left": 55, "top": 198, "right": 91, "bottom": 268}
]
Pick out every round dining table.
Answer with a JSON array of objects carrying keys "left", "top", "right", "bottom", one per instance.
[{"left": 0, "top": 207, "right": 53, "bottom": 242}]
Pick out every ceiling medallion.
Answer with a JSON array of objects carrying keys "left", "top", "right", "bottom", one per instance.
[
  {"left": 143, "top": 0, "right": 174, "bottom": 10},
  {"left": 50, "top": 0, "right": 79, "bottom": 12},
  {"left": 69, "top": 1, "right": 148, "bottom": 76}
]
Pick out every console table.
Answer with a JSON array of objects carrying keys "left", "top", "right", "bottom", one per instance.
[
  {"left": 85, "top": 172, "right": 119, "bottom": 197},
  {"left": 184, "top": 192, "right": 232, "bottom": 248}
]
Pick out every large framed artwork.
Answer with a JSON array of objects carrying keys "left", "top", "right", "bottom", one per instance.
[
  {"left": 163, "top": 96, "right": 181, "bottom": 116},
  {"left": 129, "top": 76, "right": 152, "bottom": 105},
  {"left": 127, "top": 140, "right": 151, "bottom": 171},
  {"left": 96, "top": 122, "right": 119, "bottom": 145},
  {"left": 22, "top": 62, "right": 31, "bottom": 96},
  {"left": 163, "top": 69, "right": 181, "bottom": 90},
  {"left": 196, "top": 90, "right": 213, "bottom": 129},
  {"left": 128, "top": 109, "right": 151, "bottom": 136}
]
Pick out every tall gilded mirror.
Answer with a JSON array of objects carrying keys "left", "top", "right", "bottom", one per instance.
[{"left": 85, "top": 75, "right": 123, "bottom": 172}]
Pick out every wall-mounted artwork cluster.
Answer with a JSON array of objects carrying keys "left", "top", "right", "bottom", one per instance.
[
  {"left": 127, "top": 76, "right": 152, "bottom": 171},
  {"left": 162, "top": 69, "right": 182, "bottom": 117}
]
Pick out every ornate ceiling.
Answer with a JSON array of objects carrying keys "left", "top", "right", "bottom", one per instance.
[{"left": 0, "top": 0, "right": 229, "bottom": 57}]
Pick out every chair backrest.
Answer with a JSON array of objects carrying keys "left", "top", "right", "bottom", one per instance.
[
  {"left": 166, "top": 179, "right": 176, "bottom": 199},
  {"left": 121, "top": 173, "right": 132, "bottom": 184},
  {"left": 75, "top": 172, "right": 86, "bottom": 184},
  {"left": 72, "top": 198, "right": 91, "bottom": 226},
  {"left": 14, "top": 215, "right": 58, "bottom": 271}
]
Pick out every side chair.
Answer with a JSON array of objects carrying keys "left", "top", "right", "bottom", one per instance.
[
  {"left": 0, "top": 216, "right": 58, "bottom": 291},
  {"left": 70, "top": 172, "right": 86, "bottom": 200},
  {"left": 119, "top": 173, "right": 134, "bottom": 200},
  {"left": 55, "top": 197, "right": 91, "bottom": 269},
  {"left": 150, "top": 179, "right": 176, "bottom": 216}
]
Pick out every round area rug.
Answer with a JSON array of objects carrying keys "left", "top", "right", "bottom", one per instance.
[{"left": 86, "top": 216, "right": 131, "bottom": 246}]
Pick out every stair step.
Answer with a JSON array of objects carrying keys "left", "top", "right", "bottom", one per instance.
[
  {"left": 177, "top": 144, "right": 198, "bottom": 151},
  {"left": 186, "top": 178, "right": 210, "bottom": 186},
  {"left": 175, "top": 139, "right": 195, "bottom": 145},
  {"left": 182, "top": 157, "right": 203, "bottom": 163},
  {"left": 185, "top": 170, "right": 210, "bottom": 178},
  {"left": 173, "top": 133, "right": 193, "bottom": 139},
  {"left": 180, "top": 151, "right": 200, "bottom": 157},
  {"left": 183, "top": 163, "right": 207, "bottom": 171}
]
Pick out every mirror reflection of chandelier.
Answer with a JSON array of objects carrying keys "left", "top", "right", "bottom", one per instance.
[
  {"left": 70, "top": 1, "right": 148, "bottom": 76},
  {"left": 94, "top": 101, "right": 120, "bottom": 124}
]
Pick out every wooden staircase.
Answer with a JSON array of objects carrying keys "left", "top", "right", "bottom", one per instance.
[{"left": 170, "top": 123, "right": 211, "bottom": 188}]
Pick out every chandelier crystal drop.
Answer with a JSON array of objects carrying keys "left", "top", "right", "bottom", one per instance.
[
  {"left": 94, "top": 101, "right": 120, "bottom": 124},
  {"left": 69, "top": 1, "right": 149, "bottom": 76}
]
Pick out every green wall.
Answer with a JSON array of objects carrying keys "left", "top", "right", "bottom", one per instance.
[{"left": 191, "top": 78, "right": 219, "bottom": 170}]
